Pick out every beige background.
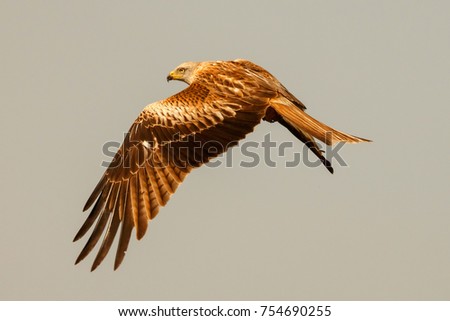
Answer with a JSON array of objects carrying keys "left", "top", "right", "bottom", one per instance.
[{"left": 1, "top": 0, "right": 449, "bottom": 300}]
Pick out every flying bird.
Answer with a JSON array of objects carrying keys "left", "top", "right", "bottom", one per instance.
[{"left": 75, "top": 59, "right": 370, "bottom": 271}]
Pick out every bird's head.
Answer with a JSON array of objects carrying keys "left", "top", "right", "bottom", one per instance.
[{"left": 167, "top": 61, "right": 200, "bottom": 85}]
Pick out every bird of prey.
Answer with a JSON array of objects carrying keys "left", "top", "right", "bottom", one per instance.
[{"left": 74, "top": 59, "right": 370, "bottom": 271}]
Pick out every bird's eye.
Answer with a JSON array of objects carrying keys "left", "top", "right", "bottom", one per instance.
[{"left": 177, "top": 67, "right": 186, "bottom": 73}]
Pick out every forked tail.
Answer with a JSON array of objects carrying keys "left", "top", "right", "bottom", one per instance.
[{"left": 271, "top": 99, "right": 371, "bottom": 145}]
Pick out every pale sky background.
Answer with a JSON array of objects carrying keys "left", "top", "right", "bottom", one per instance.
[{"left": 1, "top": 0, "right": 449, "bottom": 300}]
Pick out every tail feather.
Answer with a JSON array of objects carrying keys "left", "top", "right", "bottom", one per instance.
[
  {"left": 271, "top": 99, "right": 371, "bottom": 145},
  {"left": 278, "top": 118, "right": 334, "bottom": 174}
]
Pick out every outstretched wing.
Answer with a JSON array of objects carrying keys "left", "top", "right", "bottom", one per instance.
[{"left": 74, "top": 77, "right": 271, "bottom": 271}]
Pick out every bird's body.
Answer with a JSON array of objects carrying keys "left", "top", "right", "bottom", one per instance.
[{"left": 75, "top": 59, "right": 370, "bottom": 270}]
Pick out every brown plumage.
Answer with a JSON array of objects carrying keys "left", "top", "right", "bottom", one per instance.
[{"left": 75, "top": 59, "right": 371, "bottom": 271}]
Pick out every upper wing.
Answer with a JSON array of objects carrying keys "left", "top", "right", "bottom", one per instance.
[
  {"left": 74, "top": 79, "right": 271, "bottom": 271},
  {"left": 232, "top": 59, "right": 307, "bottom": 111}
]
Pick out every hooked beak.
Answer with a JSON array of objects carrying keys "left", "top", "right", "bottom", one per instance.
[{"left": 166, "top": 72, "right": 174, "bottom": 82}]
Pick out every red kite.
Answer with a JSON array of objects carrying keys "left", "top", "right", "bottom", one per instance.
[{"left": 75, "top": 59, "right": 370, "bottom": 270}]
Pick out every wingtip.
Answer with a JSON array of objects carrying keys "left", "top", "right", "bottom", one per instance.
[
  {"left": 73, "top": 232, "right": 82, "bottom": 242},
  {"left": 75, "top": 255, "right": 101, "bottom": 272},
  {"left": 322, "top": 158, "right": 334, "bottom": 174},
  {"left": 74, "top": 255, "right": 83, "bottom": 266},
  {"left": 114, "top": 253, "right": 123, "bottom": 271},
  {"left": 114, "top": 251, "right": 126, "bottom": 271},
  {"left": 82, "top": 203, "right": 91, "bottom": 212},
  {"left": 114, "top": 260, "right": 122, "bottom": 271}
]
